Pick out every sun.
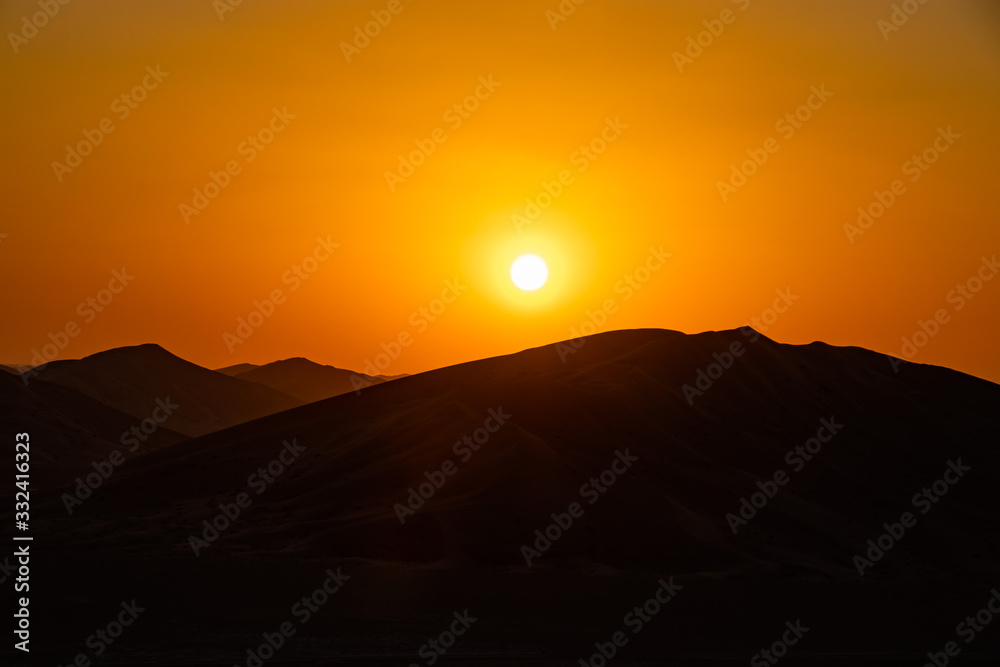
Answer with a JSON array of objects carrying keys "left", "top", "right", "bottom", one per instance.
[{"left": 510, "top": 253, "right": 548, "bottom": 291}]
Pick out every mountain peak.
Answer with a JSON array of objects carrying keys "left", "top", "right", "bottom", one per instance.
[
  {"left": 82, "top": 342, "right": 177, "bottom": 361},
  {"left": 31, "top": 344, "right": 302, "bottom": 436}
]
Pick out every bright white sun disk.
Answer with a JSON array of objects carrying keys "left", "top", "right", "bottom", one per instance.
[{"left": 511, "top": 254, "right": 548, "bottom": 291}]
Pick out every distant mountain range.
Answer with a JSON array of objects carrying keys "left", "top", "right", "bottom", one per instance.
[
  {"left": 7, "top": 329, "right": 1000, "bottom": 659},
  {"left": 1, "top": 345, "right": 405, "bottom": 484},
  {"left": 216, "top": 357, "right": 402, "bottom": 403},
  {"left": 0, "top": 370, "right": 188, "bottom": 467},
  {"left": 49, "top": 328, "right": 999, "bottom": 576},
  {"left": 27, "top": 344, "right": 303, "bottom": 438}
]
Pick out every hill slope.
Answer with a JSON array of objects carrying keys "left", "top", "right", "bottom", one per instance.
[
  {"left": 0, "top": 372, "right": 189, "bottom": 484},
  {"left": 31, "top": 344, "right": 303, "bottom": 437},
  {"left": 51, "top": 328, "right": 1000, "bottom": 576},
  {"left": 231, "top": 357, "right": 387, "bottom": 403},
  {"left": 213, "top": 362, "right": 259, "bottom": 377},
  {"left": 21, "top": 329, "right": 1000, "bottom": 660}
]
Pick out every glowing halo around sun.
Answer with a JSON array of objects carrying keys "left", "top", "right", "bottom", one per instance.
[
  {"left": 463, "top": 207, "right": 596, "bottom": 313},
  {"left": 510, "top": 254, "right": 548, "bottom": 291}
]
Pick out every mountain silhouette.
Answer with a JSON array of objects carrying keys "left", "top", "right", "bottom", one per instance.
[
  {"left": 0, "top": 371, "right": 187, "bottom": 474},
  {"left": 214, "top": 362, "right": 260, "bottom": 377},
  {"left": 24, "top": 329, "right": 1000, "bottom": 660},
  {"left": 227, "top": 356, "right": 388, "bottom": 403},
  {"left": 31, "top": 343, "right": 302, "bottom": 437}
]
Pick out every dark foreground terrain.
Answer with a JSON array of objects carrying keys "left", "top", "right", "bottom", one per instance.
[{"left": 4, "top": 328, "right": 1000, "bottom": 665}]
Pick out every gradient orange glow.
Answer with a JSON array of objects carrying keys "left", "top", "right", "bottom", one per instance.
[{"left": 1, "top": 0, "right": 999, "bottom": 381}]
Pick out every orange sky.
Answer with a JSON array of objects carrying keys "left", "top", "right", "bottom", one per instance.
[{"left": 2, "top": 0, "right": 999, "bottom": 382}]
